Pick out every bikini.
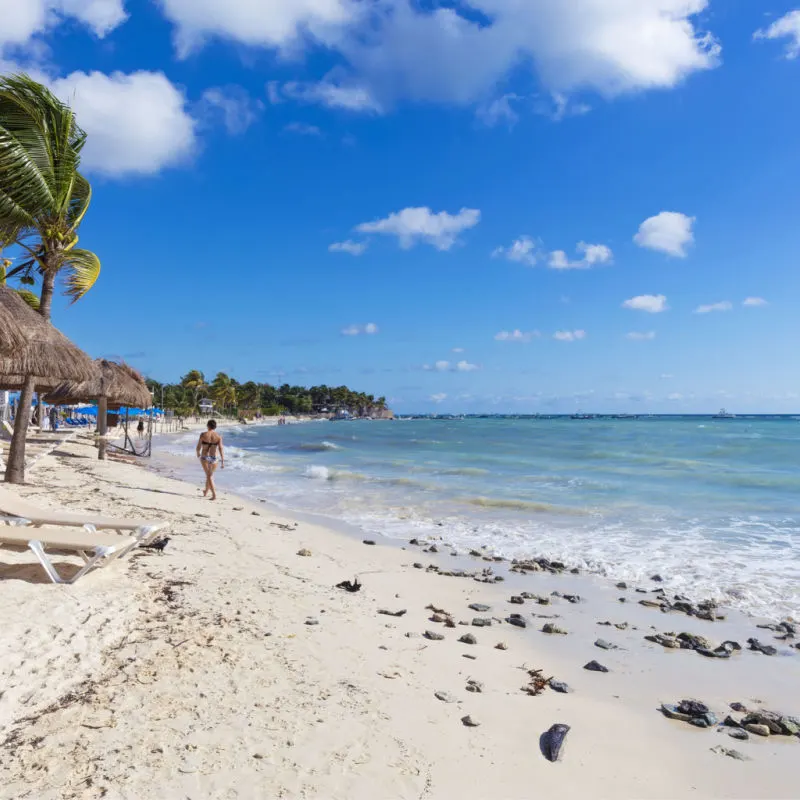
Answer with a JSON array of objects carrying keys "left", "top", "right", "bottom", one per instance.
[{"left": 200, "top": 435, "right": 219, "bottom": 463}]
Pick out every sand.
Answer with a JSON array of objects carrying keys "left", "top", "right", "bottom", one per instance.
[{"left": 0, "top": 429, "right": 797, "bottom": 799}]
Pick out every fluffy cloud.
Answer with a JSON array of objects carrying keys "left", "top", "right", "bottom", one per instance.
[
  {"left": 553, "top": 330, "right": 586, "bottom": 342},
  {"left": 329, "top": 240, "right": 367, "bottom": 255},
  {"left": 477, "top": 93, "right": 520, "bottom": 127},
  {"left": 634, "top": 211, "right": 695, "bottom": 257},
  {"left": 492, "top": 236, "right": 539, "bottom": 266},
  {"left": 423, "top": 360, "right": 480, "bottom": 373},
  {"left": 155, "top": 1, "right": 720, "bottom": 110},
  {"left": 50, "top": 71, "right": 197, "bottom": 176},
  {"left": 626, "top": 331, "right": 656, "bottom": 340},
  {"left": 494, "top": 330, "right": 540, "bottom": 343},
  {"left": 430, "top": 393, "right": 448, "bottom": 404},
  {"left": 694, "top": 301, "right": 732, "bottom": 314},
  {"left": 285, "top": 122, "right": 323, "bottom": 136},
  {"left": 549, "top": 241, "right": 613, "bottom": 270},
  {"left": 355, "top": 207, "right": 480, "bottom": 251},
  {"left": 281, "top": 80, "right": 382, "bottom": 113},
  {"left": 754, "top": 11, "right": 800, "bottom": 59},
  {"left": 622, "top": 294, "right": 669, "bottom": 313},
  {"left": 0, "top": 0, "right": 127, "bottom": 47},
  {"left": 200, "top": 85, "right": 262, "bottom": 134},
  {"left": 743, "top": 297, "right": 768, "bottom": 307},
  {"left": 451, "top": 347, "right": 465, "bottom": 354},
  {"left": 341, "top": 322, "right": 379, "bottom": 336}
]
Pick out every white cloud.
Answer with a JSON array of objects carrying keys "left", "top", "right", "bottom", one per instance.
[
  {"left": 329, "top": 240, "right": 367, "bottom": 256},
  {"left": 200, "top": 85, "right": 262, "bottom": 134},
  {"left": 694, "top": 301, "right": 732, "bottom": 314},
  {"left": 285, "top": 122, "right": 323, "bottom": 136},
  {"left": 553, "top": 330, "right": 586, "bottom": 342},
  {"left": 154, "top": 1, "right": 720, "bottom": 110},
  {"left": 492, "top": 236, "right": 539, "bottom": 266},
  {"left": 455, "top": 360, "right": 479, "bottom": 372},
  {"left": 355, "top": 207, "right": 480, "bottom": 251},
  {"left": 622, "top": 294, "right": 669, "bottom": 313},
  {"left": 634, "top": 211, "right": 695, "bottom": 257},
  {"left": 430, "top": 393, "right": 448, "bottom": 404},
  {"left": 549, "top": 241, "right": 613, "bottom": 270},
  {"left": 754, "top": 11, "right": 800, "bottom": 59},
  {"left": 452, "top": 347, "right": 465, "bottom": 354},
  {"left": 667, "top": 392, "right": 683, "bottom": 401},
  {"left": 0, "top": 0, "right": 127, "bottom": 48},
  {"left": 626, "top": 331, "right": 656, "bottom": 341},
  {"left": 50, "top": 70, "right": 197, "bottom": 176},
  {"left": 494, "top": 330, "right": 539, "bottom": 343},
  {"left": 341, "top": 323, "right": 379, "bottom": 336},
  {"left": 477, "top": 93, "right": 519, "bottom": 127},
  {"left": 281, "top": 80, "right": 382, "bottom": 113},
  {"left": 743, "top": 297, "right": 768, "bottom": 307},
  {"left": 424, "top": 359, "right": 480, "bottom": 372}
]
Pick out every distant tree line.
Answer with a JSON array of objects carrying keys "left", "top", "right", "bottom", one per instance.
[{"left": 145, "top": 370, "right": 389, "bottom": 418}]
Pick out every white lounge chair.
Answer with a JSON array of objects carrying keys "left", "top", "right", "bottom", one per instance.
[
  {"left": 0, "top": 523, "right": 143, "bottom": 584},
  {"left": 0, "top": 485, "right": 168, "bottom": 542}
]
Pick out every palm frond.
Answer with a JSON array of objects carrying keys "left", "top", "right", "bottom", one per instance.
[{"left": 61, "top": 247, "right": 100, "bottom": 303}]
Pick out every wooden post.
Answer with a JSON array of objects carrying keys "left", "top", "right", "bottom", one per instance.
[{"left": 98, "top": 395, "right": 108, "bottom": 460}]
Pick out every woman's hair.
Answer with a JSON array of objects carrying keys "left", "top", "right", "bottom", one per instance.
[{"left": 207, "top": 419, "right": 217, "bottom": 430}]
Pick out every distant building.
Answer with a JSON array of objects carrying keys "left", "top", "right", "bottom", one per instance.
[{"left": 199, "top": 398, "right": 214, "bottom": 415}]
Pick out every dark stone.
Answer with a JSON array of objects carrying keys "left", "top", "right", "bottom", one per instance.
[
  {"left": 305, "top": 618, "right": 319, "bottom": 626},
  {"left": 362, "top": 539, "right": 376, "bottom": 546},
  {"left": 594, "top": 639, "right": 617, "bottom": 650},
  {"left": 542, "top": 623, "right": 567, "bottom": 635},
  {"left": 661, "top": 704, "right": 692, "bottom": 722},
  {"left": 468, "top": 603, "right": 491, "bottom": 613},
  {"left": 472, "top": 618, "right": 492, "bottom": 627},
  {"left": 509, "top": 596, "right": 525, "bottom": 605},
  {"left": 409, "top": 538, "right": 421, "bottom": 545},
  {"left": 744, "top": 723, "right": 770, "bottom": 737},
  {"left": 645, "top": 633, "right": 680, "bottom": 649},
  {"left": 495, "top": 642, "right": 508, "bottom": 650},
  {"left": 424, "top": 631, "right": 445, "bottom": 641},
  {"left": 541, "top": 724, "right": 570, "bottom": 762},
  {"left": 616, "top": 582, "right": 628, "bottom": 589},
  {"left": 747, "top": 638, "right": 777, "bottom": 656},
  {"left": 677, "top": 632, "right": 712, "bottom": 651},
  {"left": 434, "top": 690, "right": 456, "bottom": 703},
  {"left": 466, "top": 680, "right": 484, "bottom": 693},
  {"left": 696, "top": 647, "right": 729, "bottom": 659},
  {"left": 506, "top": 614, "right": 528, "bottom": 629},
  {"left": 459, "top": 633, "right": 477, "bottom": 645},
  {"left": 722, "top": 715, "right": 743, "bottom": 728},
  {"left": 618, "top": 597, "right": 627, "bottom": 603},
  {"left": 583, "top": 660, "right": 609, "bottom": 673},
  {"left": 729, "top": 702, "right": 747, "bottom": 712},
  {"left": 378, "top": 609, "right": 407, "bottom": 617},
  {"left": 677, "top": 699, "right": 709, "bottom": 717},
  {"left": 461, "top": 715, "right": 480, "bottom": 728},
  {"left": 413, "top": 563, "right": 424, "bottom": 569},
  {"left": 716, "top": 641, "right": 742, "bottom": 655},
  {"left": 689, "top": 718, "right": 710, "bottom": 728},
  {"left": 651, "top": 574, "right": 664, "bottom": 582},
  {"left": 728, "top": 728, "right": 749, "bottom": 741},
  {"left": 549, "top": 680, "right": 572, "bottom": 694}
]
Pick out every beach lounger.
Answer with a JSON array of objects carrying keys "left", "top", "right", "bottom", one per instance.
[
  {"left": 0, "top": 485, "right": 168, "bottom": 542},
  {"left": 0, "top": 524, "right": 142, "bottom": 584}
]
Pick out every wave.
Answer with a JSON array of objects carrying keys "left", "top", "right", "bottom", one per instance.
[
  {"left": 302, "top": 465, "right": 367, "bottom": 481},
  {"left": 464, "top": 496, "right": 589, "bottom": 515},
  {"left": 297, "top": 441, "right": 341, "bottom": 452}
]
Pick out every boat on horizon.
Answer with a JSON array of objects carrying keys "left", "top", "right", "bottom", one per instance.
[{"left": 713, "top": 408, "right": 736, "bottom": 419}]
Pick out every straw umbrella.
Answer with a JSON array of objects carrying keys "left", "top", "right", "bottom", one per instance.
[
  {"left": 45, "top": 360, "right": 152, "bottom": 459},
  {"left": 0, "top": 285, "right": 95, "bottom": 483}
]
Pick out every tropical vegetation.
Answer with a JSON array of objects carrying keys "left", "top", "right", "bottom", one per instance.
[
  {"left": 146, "top": 371, "right": 389, "bottom": 419},
  {"left": 0, "top": 73, "right": 100, "bottom": 321}
]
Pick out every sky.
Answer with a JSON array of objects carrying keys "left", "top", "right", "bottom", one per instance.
[{"left": 2, "top": 0, "right": 800, "bottom": 414}]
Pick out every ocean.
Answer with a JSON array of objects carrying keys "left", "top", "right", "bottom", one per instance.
[{"left": 160, "top": 417, "right": 800, "bottom": 620}]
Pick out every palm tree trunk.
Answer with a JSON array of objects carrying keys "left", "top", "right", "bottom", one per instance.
[
  {"left": 38, "top": 268, "right": 57, "bottom": 321},
  {"left": 4, "top": 375, "right": 35, "bottom": 484},
  {"left": 97, "top": 395, "right": 108, "bottom": 460}
]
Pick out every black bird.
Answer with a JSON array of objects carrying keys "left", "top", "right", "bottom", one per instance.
[
  {"left": 142, "top": 536, "right": 171, "bottom": 554},
  {"left": 335, "top": 577, "right": 361, "bottom": 592}
]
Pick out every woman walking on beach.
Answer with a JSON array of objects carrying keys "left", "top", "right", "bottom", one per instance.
[{"left": 196, "top": 419, "right": 224, "bottom": 500}]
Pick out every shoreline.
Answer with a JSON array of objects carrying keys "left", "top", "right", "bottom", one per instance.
[
  {"left": 153, "top": 424, "right": 798, "bottom": 627},
  {"left": 0, "top": 434, "right": 797, "bottom": 797}
]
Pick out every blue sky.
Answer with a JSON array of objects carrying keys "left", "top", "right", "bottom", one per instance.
[{"left": 3, "top": 0, "right": 800, "bottom": 413}]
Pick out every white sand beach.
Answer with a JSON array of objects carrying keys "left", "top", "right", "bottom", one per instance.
[{"left": 0, "top": 430, "right": 798, "bottom": 799}]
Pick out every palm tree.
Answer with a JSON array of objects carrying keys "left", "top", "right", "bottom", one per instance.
[
  {"left": 211, "top": 372, "right": 236, "bottom": 413},
  {"left": 180, "top": 369, "right": 207, "bottom": 412},
  {"left": 0, "top": 224, "right": 39, "bottom": 309},
  {"left": 0, "top": 73, "right": 100, "bottom": 321}
]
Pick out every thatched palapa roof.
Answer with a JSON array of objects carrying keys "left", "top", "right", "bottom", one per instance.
[
  {"left": 0, "top": 285, "right": 96, "bottom": 384},
  {"left": 45, "top": 359, "right": 152, "bottom": 409}
]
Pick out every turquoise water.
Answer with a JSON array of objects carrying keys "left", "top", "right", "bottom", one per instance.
[{"left": 164, "top": 418, "right": 800, "bottom": 619}]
